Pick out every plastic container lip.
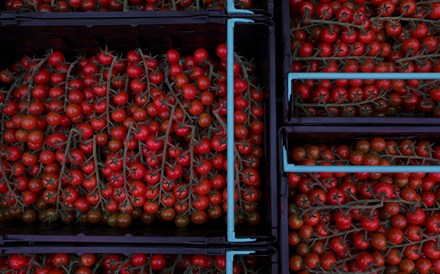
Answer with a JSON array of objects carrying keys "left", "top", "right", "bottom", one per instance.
[
  {"left": 0, "top": 0, "right": 273, "bottom": 20},
  {"left": 281, "top": 1, "right": 440, "bottom": 126},
  {"left": 0, "top": 20, "right": 277, "bottom": 245},
  {"left": 0, "top": 245, "right": 277, "bottom": 255}
]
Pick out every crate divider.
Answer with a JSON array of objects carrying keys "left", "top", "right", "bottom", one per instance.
[
  {"left": 226, "top": 250, "right": 255, "bottom": 274},
  {"left": 226, "top": 18, "right": 256, "bottom": 243},
  {"left": 226, "top": 0, "right": 253, "bottom": 15}
]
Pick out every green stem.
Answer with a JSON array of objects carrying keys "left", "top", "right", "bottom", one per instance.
[
  {"left": 63, "top": 58, "right": 80, "bottom": 111},
  {"left": 371, "top": 16, "right": 440, "bottom": 24},
  {"left": 56, "top": 128, "right": 76, "bottom": 213},
  {"left": 303, "top": 19, "right": 364, "bottom": 29},
  {"left": 105, "top": 56, "right": 118, "bottom": 135},
  {"left": 92, "top": 135, "right": 106, "bottom": 213},
  {"left": 157, "top": 105, "right": 176, "bottom": 205}
]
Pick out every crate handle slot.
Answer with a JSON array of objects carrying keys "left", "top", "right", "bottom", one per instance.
[
  {"left": 227, "top": 0, "right": 254, "bottom": 14},
  {"left": 282, "top": 145, "right": 440, "bottom": 173},
  {"left": 287, "top": 72, "right": 440, "bottom": 104},
  {"left": 227, "top": 18, "right": 256, "bottom": 243},
  {"left": 226, "top": 250, "right": 255, "bottom": 274}
]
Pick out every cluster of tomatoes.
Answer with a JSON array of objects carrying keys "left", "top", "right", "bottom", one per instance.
[
  {"left": 2, "top": 253, "right": 259, "bottom": 273},
  {"left": 4, "top": 0, "right": 252, "bottom": 12},
  {"left": 287, "top": 171, "right": 440, "bottom": 273},
  {"left": 289, "top": 0, "right": 440, "bottom": 117},
  {"left": 291, "top": 137, "right": 440, "bottom": 167},
  {"left": 0, "top": 46, "right": 265, "bottom": 228}
]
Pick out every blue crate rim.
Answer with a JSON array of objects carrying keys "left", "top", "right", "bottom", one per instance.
[{"left": 226, "top": 18, "right": 256, "bottom": 243}]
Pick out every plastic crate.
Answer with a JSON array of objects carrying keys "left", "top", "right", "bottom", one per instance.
[
  {"left": 0, "top": 246, "right": 278, "bottom": 274},
  {"left": 281, "top": 1, "right": 440, "bottom": 126},
  {"left": 279, "top": 126, "right": 440, "bottom": 273},
  {"left": 0, "top": 0, "right": 273, "bottom": 24},
  {"left": 0, "top": 19, "right": 277, "bottom": 245}
]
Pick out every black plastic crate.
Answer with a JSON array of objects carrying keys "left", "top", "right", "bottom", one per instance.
[
  {"left": 281, "top": 1, "right": 440, "bottom": 126},
  {"left": 279, "top": 126, "right": 440, "bottom": 273},
  {"left": 0, "top": 20, "right": 277, "bottom": 245},
  {"left": 0, "top": 10, "right": 219, "bottom": 26},
  {"left": 0, "top": 0, "right": 273, "bottom": 24},
  {"left": 0, "top": 246, "right": 277, "bottom": 273}
]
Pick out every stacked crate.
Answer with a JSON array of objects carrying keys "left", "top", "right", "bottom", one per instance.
[
  {"left": 0, "top": 1, "right": 278, "bottom": 273},
  {"left": 281, "top": 1, "right": 440, "bottom": 273}
]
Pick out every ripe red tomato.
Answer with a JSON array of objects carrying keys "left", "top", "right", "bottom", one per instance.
[
  {"left": 149, "top": 254, "right": 166, "bottom": 270},
  {"left": 51, "top": 253, "right": 69, "bottom": 265},
  {"left": 8, "top": 254, "right": 30, "bottom": 270}
]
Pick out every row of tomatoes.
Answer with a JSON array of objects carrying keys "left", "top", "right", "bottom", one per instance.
[
  {"left": 287, "top": 171, "right": 440, "bottom": 273},
  {"left": 291, "top": 137, "right": 440, "bottom": 167},
  {"left": 292, "top": 78, "right": 440, "bottom": 117},
  {"left": 290, "top": 0, "right": 440, "bottom": 29},
  {"left": 291, "top": 0, "right": 440, "bottom": 57},
  {"left": 289, "top": 0, "right": 440, "bottom": 117},
  {"left": 0, "top": 45, "right": 265, "bottom": 227},
  {"left": 4, "top": 0, "right": 252, "bottom": 12},
  {"left": 3, "top": 253, "right": 259, "bottom": 273}
]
